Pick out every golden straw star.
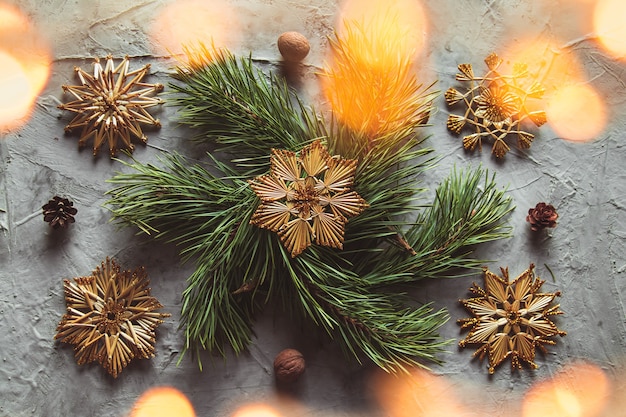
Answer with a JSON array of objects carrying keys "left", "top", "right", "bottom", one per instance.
[
  {"left": 55, "top": 258, "right": 170, "bottom": 378},
  {"left": 458, "top": 264, "right": 566, "bottom": 374},
  {"left": 59, "top": 55, "right": 164, "bottom": 157},
  {"left": 249, "top": 140, "right": 368, "bottom": 257}
]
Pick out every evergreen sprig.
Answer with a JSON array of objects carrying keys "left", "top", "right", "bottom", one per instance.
[
  {"left": 105, "top": 152, "right": 447, "bottom": 370},
  {"left": 169, "top": 47, "right": 322, "bottom": 176},
  {"left": 106, "top": 36, "right": 513, "bottom": 372},
  {"left": 106, "top": 154, "right": 261, "bottom": 365},
  {"left": 356, "top": 166, "right": 514, "bottom": 286}
]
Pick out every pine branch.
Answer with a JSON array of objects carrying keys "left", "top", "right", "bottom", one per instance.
[
  {"left": 106, "top": 153, "right": 252, "bottom": 260},
  {"left": 318, "top": 16, "right": 440, "bottom": 253},
  {"left": 106, "top": 154, "right": 269, "bottom": 362},
  {"left": 294, "top": 255, "right": 450, "bottom": 372},
  {"left": 256, "top": 245, "right": 451, "bottom": 372},
  {"left": 319, "top": 14, "right": 435, "bottom": 150},
  {"left": 105, "top": 37, "right": 514, "bottom": 373},
  {"left": 181, "top": 259, "right": 257, "bottom": 368},
  {"left": 345, "top": 134, "right": 435, "bottom": 249},
  {"left": 106, "top": 148, "right": 454, "bottom": 370},
  {"left": 169, "top": 48, "right": 323, "bottom": 176},
  {"left": 357, "top": 166, "right": 514, "bottom": 286}
]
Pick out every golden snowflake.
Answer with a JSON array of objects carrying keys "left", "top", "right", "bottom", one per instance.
[
  {"left": 59, "top": 55, "right": 164, "bottom": 157},
  {"left": 249, "top": 140, "right": 368, "bottom": 257},
  {"left": 458, "top": 264, "right": 566, "bottom": 374},
  {"left": 445, "top": 52, "right": 547, "bottom": 158},
  {"left": 55, "top": 257, "right": 170, "bottom": 378}
]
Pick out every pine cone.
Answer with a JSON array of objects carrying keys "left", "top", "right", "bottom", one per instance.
[
  {"left": 526, "top": 202, "right": 558, "bottom": 231},
  {"left": 42, "top": 196, "right": 77, "bottom": 229}
]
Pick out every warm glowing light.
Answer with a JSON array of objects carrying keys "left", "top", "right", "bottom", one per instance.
[
  {"left": 151, "top": 0, "right": 239, "bottom": 58},
  {"left": 522, "top": 363, "right": 610, "bottom": 417},
  {"left": 546, "top": 84, "right": 606, "bottom": 142},
  {"left": 0, "top": 51, "right": 33, "bottom": 127},
  {"left": 502, "top": 38, "right": 607, "bottom": 143},
  {"left": 230, "top": 403, "right": 282, "bottom": 417},
  {"left": 594, "top": 0, "right": 626, "bottom": 59},
  {"left": 0, "top": 4, "right": 51, "bottom": 130},
  {"left": 0, "top": 5, "right": 28, "bottom": 29},
  {"left": 555, "top": 388, "right": 583, "bottom": 417},
  {"left": 322, "top": 1, "right": 432, "bottom": 139},
  {"left": 129, "top": 387, "right": 195, "bottom": 417},
  {"left": 372, "top": 368, "right": 470, "bottom": 417},
  {"left": 336, "top": 0, "right": 427, "bottom": 59},
  {"left": 503, "top": 38, "right": 584, "bottom": 96}
]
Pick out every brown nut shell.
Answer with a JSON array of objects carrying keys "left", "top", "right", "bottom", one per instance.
[
  {"left": 277, "top": 32, "right": 310, "bottom": 62},
  {"left": 273, "top": 348, "right": 305, "bottom": 383}
]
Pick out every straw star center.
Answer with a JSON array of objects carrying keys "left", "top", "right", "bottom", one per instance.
[
  {"left": 291, "top": 178, "right": 319, "bottom": 217},
  {"left": 475, "top": 85, "right": 519, "bottom": 125},
  {"left": 98, "top": 298, "right": 131, "bottom": 335}
]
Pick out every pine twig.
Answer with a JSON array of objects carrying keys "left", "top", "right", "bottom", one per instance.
[
  {"left": 169, "top": 48, "right": 324, "bottom": 176},
  {"left": 357, "top": 165, "right": 513, "bottom": 286}
]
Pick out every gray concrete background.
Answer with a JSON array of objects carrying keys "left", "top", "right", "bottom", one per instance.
[{"left": 1, "top": 0, "right": 625, "bottom": 416}]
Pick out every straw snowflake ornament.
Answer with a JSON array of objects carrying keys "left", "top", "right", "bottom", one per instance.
[
  {"left": 446, "top": 53, "right": 547, "bottom": 158},
  {"left": 59, "top": 55, "right": 164, "bottom": 157},
  {"left": 458, "top": 264, "right": 566, "bottom": 374},
  {"left": 249, "top": 140, "right": 368, "bottom": 257},
  {"left": 55, "top": 258, "right": 170, "bottom": 377}
]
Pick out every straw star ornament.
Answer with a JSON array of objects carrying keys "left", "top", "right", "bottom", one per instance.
[
  {"left": 59, "top": 55, "right": 164, "bottom": 157},
  {"left": 55, "top": 258, "right": 170, "bottom": 378},
  {"left": 458, "top": 264, "right": 566, "bottom": 374},
  {"left": 249, "top": 140, "right": 368, "bottom": 257},
  {"left": 446, "top": 53, "right": 547, "bottom": 158}
]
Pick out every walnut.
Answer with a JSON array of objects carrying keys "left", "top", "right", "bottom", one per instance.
[
  {"left": 273, "top": 348, "right": 305, "bottom": 383},
  {"left": 277, "top": 32, "right": 310, "bottom": 62}
]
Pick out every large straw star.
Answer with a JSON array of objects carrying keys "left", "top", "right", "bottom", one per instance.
[
  {"left": 55, "top": 258, "right": 170, "bottom": 377},
  {"left": 249, "top": 140, "right": 368, "bottom": 257},
  {"left": 458, "top": 264, "right": 566, "bottom": 374},
  {"left": 59, "top": 55, "right": 163, "bottom": 157}
]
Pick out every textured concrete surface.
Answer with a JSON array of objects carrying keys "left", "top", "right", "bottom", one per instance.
[{"left": 1, "top": 0, "right": 625, "bottom": 416}]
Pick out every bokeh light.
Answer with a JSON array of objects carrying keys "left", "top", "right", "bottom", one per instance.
[
  {"left": 0, "top": 4, "right": 28, "bottom": 30},
  {"left": 372, "top": 368, "right": 471, "bottom": 417},
  {"left": 594, "top": 0, "right": 626, "bottom": 59},
  {"left": 546, "top": 84, "right": 607, "bottom": 142},
  {"left": 522, "top": 362, "right": 610, "bottom": 417},
  {"left": 230, "top": 403, "right": 282, "bottom": 417},
  {"left": 0, "top": 3, "right": 51, "bottom": 130},
  {"left": 151, "top": 0, "right": 239, "bottom": 59},
  {"left": 336, "top": 0, "right": 427, "bottom": 59},
  {"left": 502, "top": 37, "right": 607, "bottom": 142},
  {"left": 502, "top": 38, "right": 584, "bottom": 96},
  {"left": 129, "top": 387, "right": 195, "bottom": 417},
  {"left": 322, "top": 0, "right": 431, "bottom": 140},
  {"left": 0, "top": 51, "right": 33, "bottom": 127}
]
